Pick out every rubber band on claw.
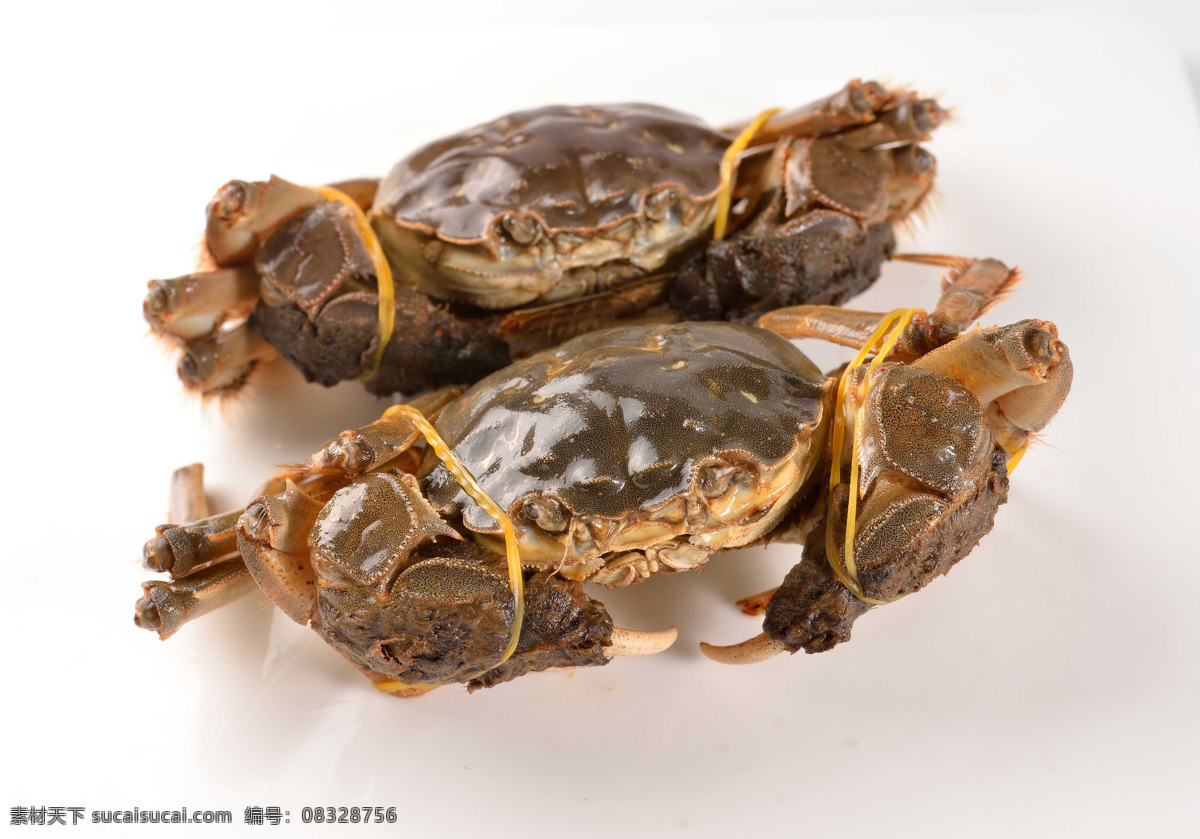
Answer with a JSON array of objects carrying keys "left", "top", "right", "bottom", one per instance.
[
  {"left": 378, "top": 404, "right": 525, "bottom": 685},
  {"left": 826, "top": 308, "right": 923, "bottom": 605},
  {"left": 314, "top": 186, "right": 396, "bottom": 380}
]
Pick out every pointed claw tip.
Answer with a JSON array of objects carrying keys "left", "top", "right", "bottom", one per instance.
[
  {"left": 699, "top": 633, "right": 787, "bottom": 665},
  {"left": 607, "top": 625, "right": 678, "bottom": 657}
]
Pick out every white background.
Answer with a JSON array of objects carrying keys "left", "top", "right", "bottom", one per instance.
[{"left": 3, "top": 2, "right": 1199, "bottom": 837}]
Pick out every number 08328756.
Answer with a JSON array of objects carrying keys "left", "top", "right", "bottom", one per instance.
[{"left": 300, "top": 807, "right": 398, "bottom": 824}]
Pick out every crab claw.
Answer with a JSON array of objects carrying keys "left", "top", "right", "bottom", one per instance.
[
  {"left": 699, "top": 632, "right": 787, "bottom": 665},
  {"left": 606, "top": 626, "right": 678, "bottom": 657}
]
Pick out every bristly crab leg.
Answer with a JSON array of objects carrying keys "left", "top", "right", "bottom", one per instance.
[
  {"left": 135, "top": 559, "right": 257, "bottom": 640},
  {"left": 168, "top": 464, "right": 209, "bottom": 525},
  {"left": 175, "top": 322, "right": 278, "bottom": 394},
  {"left": 719, "top": 79, "right": 893, "bottom": 146},
  {"left": 144, "top": 267, "right": 260, "bottom": 342},
  {"left": 753, "top": 257, "right": 1022, "bottom": 361},
  {"left": 136, "top": 465, "right": 257, "bottom": 638}
]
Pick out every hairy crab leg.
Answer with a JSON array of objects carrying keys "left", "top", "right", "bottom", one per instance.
[
  {"left": 290, "top": 386, "right": 462, "bottom": 480},
  {"left": 831, "top": 94, "right": 947, "bottom": 150},
  {"left": 235, "top": 481, "right": 324, "bottom": 625},
  {"left": 135, "top": 390, "right": 466, "bottom": 643},
  {"left": 176, "top": 322, "right": 278, "bottom": 395},
  {"left": 736, "top": 587, "right": 779, "bottom": 616},
  {"left": 144, "top": 509, "right": 242, "bottom": 579},
  {"left": 168, "top": 464, "right": 209, "bottom": 524},
  {"left": 498, "top": 275, "right": 676, "bottom": 349},
  {"left": 720, "top": 79, "right": 894, "bottom": 146},
  {"left": 145, "top": 474, "right": 352, "bottom": 582},
  {"left": 204, "top": 176, "right": 324, "bottom": 266},
  {"left": 324, "top": 178, "right": 379, "bottom": 212},
  {"left": 144, "top": 267, "right": 260, "bottom": 342},
  {"left": 753, "top": 257, "right": 1022, "bottom": 360},
  {"left": 134, "top": 558, "right": 257, "bottom": 640}
]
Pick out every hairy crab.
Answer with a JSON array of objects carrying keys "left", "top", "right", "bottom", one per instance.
[
  {"left": 143, "top": 80, "right": 945, "bottom": 399},
  {"left": 135, "top": 256, "right": 1071, "bottom": 695}
]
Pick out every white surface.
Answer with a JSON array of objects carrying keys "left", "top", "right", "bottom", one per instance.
[{"left": 3, "top": 6, "right": 1200, "bottom": 837}]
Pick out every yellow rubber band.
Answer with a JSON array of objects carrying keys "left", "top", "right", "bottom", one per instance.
[
  {"left": 826, "top": 308, "right": 924, "bottom": 605},
  {"left": 314, "top": 186, "right": 396, "bottom": 380},
  {"left": 1005, "top": 441, "right": 1029, "bottom": 474},
  {"left": 713, "top": 108, "right": 782, "bottom": 241},
  {"left": 382, "top": 404, "right": 525, "bottom": 679}
]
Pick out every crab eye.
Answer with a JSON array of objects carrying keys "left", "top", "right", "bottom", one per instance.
[
  {"left": 501, "top": 213, "right": 542, "bottom": 246},
  {"left": 643, "top": 188, "right": 678, "bottom": 222},
  {"left": 338, "top": 438, "right": 374, "bottom": 472},
  {"left": 697, "top": 463, "right": 738, "bottom": 498},
  {"left": 209, "top": 180, "right": 250, "bottom": 221},
  {"left": 522, "top": 496, "right": 570, "bottom": 532}
]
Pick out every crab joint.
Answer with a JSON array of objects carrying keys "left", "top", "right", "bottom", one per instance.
[
  {"left": 314, "top": 186, "right": 395, "bottom": 380},
  {"left": 381, "top": 404, "right": 525, "bottom": 679},
  {"left": 699, "top": 633, "right": 787, "bottom": 665}
]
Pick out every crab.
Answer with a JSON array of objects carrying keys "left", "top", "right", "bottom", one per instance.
[
  {"left": 134, "top": 255, "right": 1071, "bottom": 695},
  {"left": 143, "top": 79, "right": 945, "bottom": 399}
]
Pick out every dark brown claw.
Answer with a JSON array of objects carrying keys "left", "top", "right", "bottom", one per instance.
[{"left": 251, "top": 288, "right": 512, "bottom": 396}]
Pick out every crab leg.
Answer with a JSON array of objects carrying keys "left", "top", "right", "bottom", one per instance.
[
  {"left": 135, "top": 558, "right": 257, "bottom": 640},
  {"left": 144, "top": 509, "right": 242, "bottom": 579},
  {"left": 721, "top": 79, "right": 894, "bottom": 146},
  {"left": 499, "top": 275, "right": 676, "bottom": 349},
  {"left": 736, "top": 587, "right": 779, "bottom": 616},
  {"left": 831, "top": 94, "right": 947, "bottom": 150},
  {"left": 168, "top": 463, "right": 209, "bottom": 524},
  {"left": 754, "top": 258, "right": 1021, "bottom": 360},
  {"left": 324, "top": 177, "right": 379, "bottom": 212},
  {"left": 176, "top": 321, "right": 278, "bottom": 395},
  {"left": 294, "top": 386, "right": 462, "bottom": 479},
  {"left": 204, "top": 176, "right": 324, "bottom": 266},
  {"left": 236, "top": 482, "right": 323, "bottom": 625},
  {"left": 144, "top": 267, "right": 260, "bottom": 342}
]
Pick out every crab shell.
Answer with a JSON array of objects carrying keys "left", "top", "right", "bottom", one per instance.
[
  {"left": 371, "top": 104, "right": 730, "bottom": 310},
  {"left": 421, "top": 323, "right": 830, "bottom": 586}
]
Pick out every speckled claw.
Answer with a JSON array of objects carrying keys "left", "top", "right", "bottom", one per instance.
[
  {"left": 699, "top": 633, "right": 787, "bottom": 665},
  {"left": 606, "top": 626, "right": 678, "bottom": 657}
]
